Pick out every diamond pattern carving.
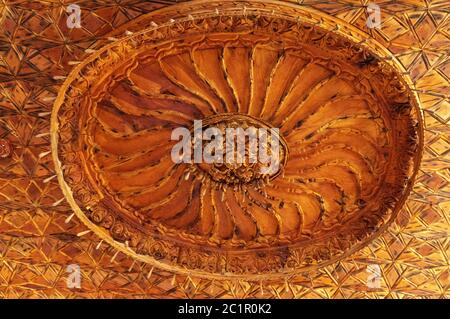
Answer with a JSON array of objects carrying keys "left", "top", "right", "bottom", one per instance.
[{"left": 0, "top": 0, "right": 448, "bottom": 298}]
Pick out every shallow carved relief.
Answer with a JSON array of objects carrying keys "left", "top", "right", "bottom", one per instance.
[
  {"left": 0, "top": 139, "right": 11, "bottom": 158},
  {"left": 51, "top": 1, "right": 422, "bottom": 279}
]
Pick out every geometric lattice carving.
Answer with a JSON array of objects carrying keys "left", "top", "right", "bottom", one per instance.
[{"left": 0, "top": 0, "right": 448, "bottom": 298}]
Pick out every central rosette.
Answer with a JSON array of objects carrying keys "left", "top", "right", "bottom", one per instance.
[{"left": 171, "top": 114, "right": 288, "bottom": 186}]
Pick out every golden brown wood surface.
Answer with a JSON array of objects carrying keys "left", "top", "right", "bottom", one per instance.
[
  {"left": 0, "top": 0, "right": 448, "bottom": 298},
  {"left": 52, "top": 2, "right": 422, "bottom": 279}
]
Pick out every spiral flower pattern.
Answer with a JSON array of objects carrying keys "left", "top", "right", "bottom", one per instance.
[
  {"left": 85, "top": 42, "right": 400, "bottom": 246},
  {"left": 53, "top": 5, "right": 420, "bottom": 276}
]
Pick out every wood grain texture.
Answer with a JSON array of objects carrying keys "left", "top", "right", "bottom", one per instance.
[
  {"left": 1, "top": 0, "right": 448, "bottom": 298},
  {"left": 51, "top": 1, "right": 422, "bottom": 279}
]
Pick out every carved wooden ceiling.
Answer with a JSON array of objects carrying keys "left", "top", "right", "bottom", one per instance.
[{"left": 0, "top": 0, "right": 449, "bottom": 298}]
